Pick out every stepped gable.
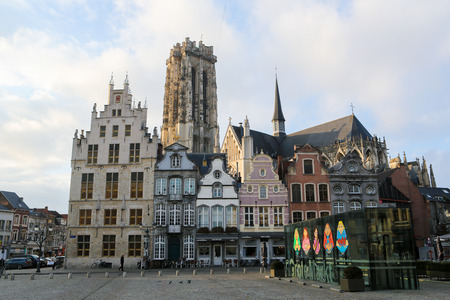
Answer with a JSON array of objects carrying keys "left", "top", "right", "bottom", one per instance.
[{"left": 280, "top": 114, "right": 373, "bottom": 158}]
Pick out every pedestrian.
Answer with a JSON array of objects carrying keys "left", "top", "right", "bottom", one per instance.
[{"left": 119, "top": 254, "right": 124, "bottom": 271}]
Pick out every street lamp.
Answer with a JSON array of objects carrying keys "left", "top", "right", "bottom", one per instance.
[
  {"left": 33, "top": 224, "right": 53, "bottom": 273},
  {"left": 139, "top": 222, "right": 156, "bottom": 270}
]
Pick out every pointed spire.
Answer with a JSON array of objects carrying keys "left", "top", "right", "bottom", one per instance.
[
  {"left": 272, "top": 77, "right": 285, "bottom": 122},
  {"left": 403, "top": 151, "right": 407, "bottom": 164}
]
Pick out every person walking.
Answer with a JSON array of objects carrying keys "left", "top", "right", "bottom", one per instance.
[{"left": 119, "top": 254, "right": 124, "bottom": 271}]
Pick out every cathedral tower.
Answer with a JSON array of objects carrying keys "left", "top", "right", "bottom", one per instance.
[{"left": 161, "top": 37, "right": 219, "bottom": 153}]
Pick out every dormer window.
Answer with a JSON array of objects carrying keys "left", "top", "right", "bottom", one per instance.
[
  {"left": 213, "top": 183, "right": 222, "bottom": 198},
  {"left": 348, "top": 184, "right": 361, "bottom": 194},
  {"left": 303, "top": 159, "right": 313, "bottom": 175},
  {"left": 171, "top": 154, "right": 181, "bottom": 168},
  {"left": 214, "top": 170, "right": 221, "bottom": 179}
]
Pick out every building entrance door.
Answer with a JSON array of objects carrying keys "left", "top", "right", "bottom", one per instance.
[
  {"left": 213, "top": 244, "right": 222, "bottom": 266},
  {"left": 168, "top": 236, "right": 180, "bottom": 262}
]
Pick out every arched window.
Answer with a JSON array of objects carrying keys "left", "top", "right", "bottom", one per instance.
[
  {"left": 259, "top": 185, "right": 267, "bottom": 199},
  {"left": 333, "top": 201, "right": 345, "bottom": 214},
  {"left": 171, "top": 154, "right": 181, "bottom": 168},
  {"left": 348, "top": 184, "right": 361, "bottom": 194},
  {"left": 292, "top": 184, "right": 301, "bottom": 202},
  {"left": 226, "top": 205, "right": 237, "bottom": 227},
  {"left": 350, "top": 201, "right": 362, "bottom": 210},
  {"left": 213, "top": 183, "right": 222, "bottom": 198}
]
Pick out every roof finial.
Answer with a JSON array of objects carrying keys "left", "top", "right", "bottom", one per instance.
[
  {"left": 109, "top": 72, "right": 114, "bottom": 85},
  {"left": 350, "top": 102, "right": 355, "bottom": 115},
  {"left": 228, "top": 117, "right": 232, "bottom": 125},
  {"left": 124, "top": 72, "right": 129, "bottom": 84}
]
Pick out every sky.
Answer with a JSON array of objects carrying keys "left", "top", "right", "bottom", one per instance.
[{"left": 1, "top": 0, "right": 449, "bottom": 214}]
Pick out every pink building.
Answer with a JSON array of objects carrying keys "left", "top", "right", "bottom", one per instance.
[{"left": 238, "top": 154, "right": 289, "bottom": 265}]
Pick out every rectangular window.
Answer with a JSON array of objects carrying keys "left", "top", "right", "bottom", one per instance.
[
  {"left": 226, "top": 206, "right": 237, "bottom": 227},
  {"left": 79, "top": 209, "right": 92, "bottom": 225},
  {"left": 77, "top": 235, "right": 90, "bottom": 257},
  {"left": 306, "top": 211, "right": 317, "bottom": 220},
  {"left": 292, "top": 184, "right": 301, "bottom": 202},
  {"left": 183, "top": 235, "right": 194, "bottom": 260},
  {"left": 117, "top": 109, "right": 121, "bottom": 116},
  {"left": 100, "top": 126, "right": 106, "bottom": 137},
  {"left": 125, "top": 125, "right": 131, "bottom": 136},
  {"left": 305, "top": 184, "right": 315, "bottom": 202},
  {"left": 320, "top": 211, "right": 330, "bottom": 218},
  {"left": 112, "top": 109, "right": 117, "bottom": 116},
  {"left": 131, "top": 172, "right": 143, "bottom": 198},
  {"left": 259, "top": 207, "right": 269, "bottom": 227},
  {"left": 112, "top": 125, "right": 119, "bottom": 137},
  {"left": 243, "top": 240, "right": 257, "bottom": 258},
  {"left": 105, "top": 173, "right": 119, "bottom": 199},
  {"left": 225, "top": 243, "right": 237, "bottom": 257},
  {"left": 128, "top": 235, "right": 141, "bottom": 257},
  {"left": 13, "top": 215, "right": 19, "bottom": 225},
  {"left": 109, "top": 144, "right": 120, "bottom": 164},
  {"left": 129, "top": 143, "right": 140, "bottom": 163},
  {"left": 104, "top": 209, "right": 117, "bottom": 225},
  {"left": 155, "top": 204, "right": 166, "bottom": 226},
  {"left": 212, "top": 206, "right": 224, "bottom": 228},
  {"left": 273, "top": 207, "right": 283, "bottom": 227},
  {"left": 102, "top": 235, "right": 116, "bottom": 257},
  {"left": 198, "top": 241, "right": 210, "bottom": 257},
  {"left": 259, "top": 186, "right": 267, "bottom": 199},
  {"left": 87, "top": 145, "right": 98, "bottom": 164},
  {"left": 303, "top": 159, "right": 313, "bottom": 174},
  {"left": 169, "top": 204, "right": 181, "bottom": 225},
  {"left": 244, "top": 207, "right": 254, "bottom": 227},
  {"left": 272, "top": 239, "right": 285, "bottom": 257},
  {"left": 184, "top": 203, "right": 195, "bottom": 226},
  {"left": 198, "top": 206, "right": 209, "bottom": 228},
  {"left": 169, "top": 178, "right": 182, "bottom": 195},
  {"left": 319, "top": 184, "right": 328, "bottom": 202},
  {"left": 292, "top": 211, "right": 303, "bottom": 223},
  {"left": 81, "top": 173, "right": 94, "bottom": 199},
  {"left": 155, "top": 178, "right": 167, "bottom": 195},
  {"left": 129, "top": 209, "right": 143, "bottom": 225},
  {"left": 154, "top": 235, "right": 165, "bottom": 259},
  {"left": 0, "top": 220, "right": 4, "bottom": 230},
  {"left": 184, "top": 178, "right": 195, "bottom": 195},
  {"left": 22, "top": 216, "right": 28, "bottom": 225}
]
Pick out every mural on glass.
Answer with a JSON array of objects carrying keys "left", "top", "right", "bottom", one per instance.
[
  {"left": 293, "top": 228, "right": 301, "bottom": 256},
  {"left": 336, "top": 221, "right": 349, "bottom": 254},
  {"left": 302, "top": 227, "right": 311, "bottom": 255},
  {"left": 323, "top": 223, "right": 334, "bottom": 254},
  {"left": 313, "top": 227, "right": 321, "bottom": 255}
]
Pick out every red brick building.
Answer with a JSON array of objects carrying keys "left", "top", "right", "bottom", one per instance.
[{"left": 286, "top": 144, "right": 331, "bottom": 223}]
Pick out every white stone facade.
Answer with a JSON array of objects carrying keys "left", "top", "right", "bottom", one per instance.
[{"left": 66, "top": 77, "right": 160, "bottom": 268}]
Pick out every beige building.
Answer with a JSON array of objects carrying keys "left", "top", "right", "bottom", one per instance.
[
  {"left": 66, "top": 76, "right": 160, "bottom": 268},
  {"left": 161, "top": 37, "right": 220, "bottom": 153}
]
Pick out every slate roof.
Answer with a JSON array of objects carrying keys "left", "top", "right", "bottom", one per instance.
[
  {"left": 419, "top": 187, "right": 450, "bottom": 201},
  {"left": 0, "top": 191, "right": 30, "bottom": 210},
  {"left": 231, "top": 114, "right": 373, "bottom": 159},
  {"left": 0, "top": 204, "right": 11, "bottom": 211},
  {"left": 188, "top": 153, "right": 227, "bottom": 176}
]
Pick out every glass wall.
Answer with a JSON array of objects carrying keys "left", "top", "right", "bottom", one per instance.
[{"left": 285, "top": 208, "right": 418, "bottom": 290}]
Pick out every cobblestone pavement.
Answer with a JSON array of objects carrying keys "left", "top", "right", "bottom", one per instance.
[{"left": 1, "top": 267, "right": 449, "bottom": 300}]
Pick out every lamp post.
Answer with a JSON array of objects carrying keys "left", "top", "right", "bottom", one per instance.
[
  {"left": 33, "top": 224, "right": 53, "bottom": 273},
  {"left": 139, "top": 222, "right": 156, "bottom": 270}
]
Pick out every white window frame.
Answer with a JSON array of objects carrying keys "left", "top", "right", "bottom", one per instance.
[
  {"left": 183, "top": 235, "right": 194, "bottom": 260},
  {"left": 348, "top": 184, "right": 361, "bottom": 194},
  {"left": 333, "top": 201, "right": 345, "bottom": 214},
  {"left": 366, "top": 201, "right": 378, "bottom": 208},
  {"left": 198, "top": 206, "right": 210, "bottom": 228},
  {"left": 213, "top": 183, "right": 222, "bottom": 198},
  {"left": 184, "top": 203, "right": 195, "bottom": 226},
  {"left": 225, "top": 205, "right": 237, "bottom": 227},
  {"left": 244, "top": 207, "right": 254, "bottom": 227},
  {"left": 184, "top": 178, "right": 196, "bottom": 195},
  {"left": 212, "top": 205, "right": 224, "bottom": 228},
  {"left": 171, "top": 154, "right": 181, "bottom": 168},
  {"left": 303, "top": 159, "right": 314, "bottom": 175},
  {"left": 306, "top": 210, "right": 317, "bottom": 220},
  {"left": 169, "top": 204, "right": 181, "bottom": 225},
  {"left": 154, "top": 235, "right": 165, "bottom": 259},
  {"left": 155, "top": 178, "right": 167, "bottom": 195},
  {"left": 273, "top": 207, "right": 283, "bottom": 227},
  {"left": 259, "top": 185, "right": 267, "bottom": 199},
  {"left": 259, "top": 207, "right": 269, "bottom": 227},
  {"left": 169, "top": 178, "right": 182, "bottom": 195},
  {"left": 155, "top": 203, "right": 166, "bottom": 226},
  {"left": 350, "top": 201, "right": 362, "bottom": 210},
  {"left": 292, "top": 211, "right": 303, "bottom": 223}
]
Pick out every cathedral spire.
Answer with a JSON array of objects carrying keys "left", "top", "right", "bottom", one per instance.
[
  {"left": 272, "top": 76, "right": 286, "bottom": 138},
  {"left": 430, "top": 164, "right": 436, "bottom": 188}
]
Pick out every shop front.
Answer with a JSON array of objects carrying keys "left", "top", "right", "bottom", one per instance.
[
  {"left": 239, "top": 232, "right": 285, "bottom": 267},
  {"left": 196, "top": 234, "right": 239, "bottom": 267}
]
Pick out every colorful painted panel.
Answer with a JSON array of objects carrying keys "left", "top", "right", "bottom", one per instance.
[
  {"left": 323, "top": 223, "right": 334, "bottom": 254},
  {"left": 302, "top": 227, "right": 311, "bottom": 255},
  {"left": 293, "top": 228, "right": 301, "bottom": 255},
  {"left": 336, "top": 221, "right": 349, "bottom": 254},
  {"left": 312, "top": 227, "right": 321, "bottom": 255}
]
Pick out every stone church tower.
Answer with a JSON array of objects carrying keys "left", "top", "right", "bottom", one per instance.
[{"left": 161, "top": 37, "right": 219, "bottom": 153}]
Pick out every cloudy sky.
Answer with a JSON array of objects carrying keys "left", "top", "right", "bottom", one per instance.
[{"left": 1, "top": 0, "right": 449, "bottom": 213}]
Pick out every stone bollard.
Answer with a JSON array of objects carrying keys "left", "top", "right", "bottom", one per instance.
[
  {"left": 4, "top": 274, "right": 8, "bottom": 280},
  {"left": 30, "top": 274, "right": 35, "bottom": 280},
  {"left": 68, "top": 273, "right": 73, "bottom": 279},
  {"left": 176, "top": 270, "right": 180, "bottom": 276},
  {"left": 158, "top": 271, "right": 162, "bottom": 277},
  {"left": 210, "top": 269, "right": 214, "bottom": 275},
  {"left": 86, "top": 272, "right": 91, "bottom": 278},
  {"left": 49, "top": 273, "right": 54, "bottom": 279},
  {"left": 141, "top": 271, "right": 145, "bottom": 277},
  {"left": 243, "top": 268, "right": 247, "bottom": 274},
  {"left": 123, "top": 272, "right": 127, "bottom": 278},
  {"left": 105, "top": 272, "right": 109, "bottom": 278},
  {"left": 10, "top": 274, "right": 15, "bottom": 280},
  {"left": 227, "top": 269, "right": 230, "bottom": 274},
  {"left": 260, "top": 268, "right": 264, "bottom": 273},
  {"left": 193, "top": 270, "right": 197, "bottom": 276}
]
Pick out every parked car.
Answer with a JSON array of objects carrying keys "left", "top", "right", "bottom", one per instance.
[
  {"left": 5, "top": 258, "right": 34, "bottom": 269},
  {"left": 11, "top": 255, "right": 38, "bottom": 267}
]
